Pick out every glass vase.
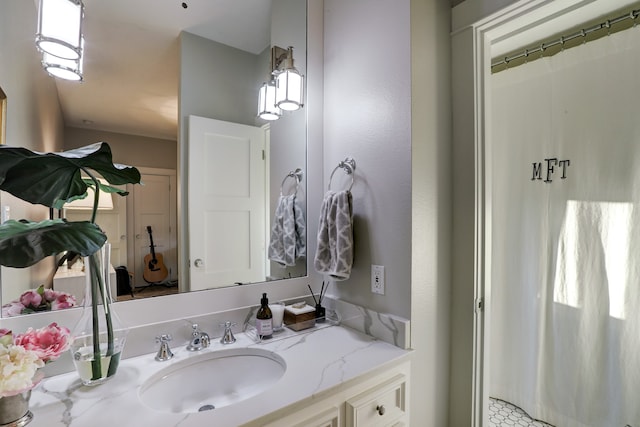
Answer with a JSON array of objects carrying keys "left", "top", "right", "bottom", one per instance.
[
  {"left": 70, "top": 243, "right": 128, "bottom": 386},
  {"left": 0, "top": 390, "right": 32, "bottom": 426}
]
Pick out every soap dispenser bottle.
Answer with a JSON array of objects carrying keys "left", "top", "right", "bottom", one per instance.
[{"left": 256, "top": 293, "right": 273, "bottom": 339}]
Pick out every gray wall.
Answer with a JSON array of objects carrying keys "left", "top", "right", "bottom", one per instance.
[
  {"left": 268, "top": 0, "right": 308, "bottom": 279},
  {"left": 323, "top": 0, "right": 452, "bottom": 425},
  {"left": 179, "top": 32, "right": 261, "bottom": 127},
  {"left": 324, "top": 0, "right": 412, "bottom": 319},
  {"left": 64, "top": 127, "right": 177, "bottom": 170}
]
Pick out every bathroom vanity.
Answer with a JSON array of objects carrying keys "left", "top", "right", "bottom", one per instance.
[{"left": 29, "top": 325, "right": 410, "bottom": 427}]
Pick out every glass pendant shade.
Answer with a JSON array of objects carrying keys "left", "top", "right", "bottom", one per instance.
[
  {"left": 42, "top": 50, "right": 83, "bottom": 81},
  {"left": 257, "top": 80, "right": 282, "bottom": 121},
  {"left": 36, "top": 0, "right": 83, "bottom": 60},
  {"left": 275, "top": 69, "right": 304, "bottom": 111}
]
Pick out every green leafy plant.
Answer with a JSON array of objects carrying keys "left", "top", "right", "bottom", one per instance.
[{"left": 0, "top": 142, "right": 141, "bottom": 381}]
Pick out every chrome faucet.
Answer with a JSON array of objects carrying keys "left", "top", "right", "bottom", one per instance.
[
  {"left": 220, "top": 321, "right": 236, "bottom": 345},
  {"left": 186, "top": 323, "right": 210, "bottom": 351},
  {"left": 155, "top": 334, "right": 174, "bottom": 361}
]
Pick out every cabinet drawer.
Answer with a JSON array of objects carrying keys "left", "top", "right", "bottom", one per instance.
[
  {"left": 345, "top": 373, "right": 407, "bottom": 427},
  {"left": 263, "top": 405, "right": 340, "bottom": 427}
]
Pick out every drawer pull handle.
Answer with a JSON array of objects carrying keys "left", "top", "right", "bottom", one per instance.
[{"left": 376, "top": 405, "right": 386, "bottom": 416}]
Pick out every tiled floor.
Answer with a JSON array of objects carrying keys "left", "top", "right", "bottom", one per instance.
[{"left": 489, "top": 398, "right": 554, "bottom": 427}]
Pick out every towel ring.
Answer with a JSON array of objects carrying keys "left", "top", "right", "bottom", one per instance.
[
  {"left": 280, "top": 168, "right": 303, "bottom": 196},
  {"left": 328, "top": 157, "right": 356, "bottom": 191}
]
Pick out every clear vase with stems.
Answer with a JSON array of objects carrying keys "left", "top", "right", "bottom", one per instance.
[{"left": 70, "top": 243, "right": 128, "bottom": 386}]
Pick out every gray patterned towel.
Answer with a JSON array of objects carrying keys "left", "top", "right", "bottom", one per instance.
[
  {"left": 314, "top": 190, "right": 353, "bottom": 280},
  {"left": 268, "top": 194, "right": 307, "bottom": 266}
]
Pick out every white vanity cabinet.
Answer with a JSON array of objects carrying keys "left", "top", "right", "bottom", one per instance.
[
  {"left": 257, "top": 361, "right": 410, "bottom": 427},
  {"left": 28, "top": 326, "right": 410, "bottom": 427}
]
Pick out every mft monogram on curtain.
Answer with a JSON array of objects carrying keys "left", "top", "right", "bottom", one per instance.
[{"left": 531, "top": 157, "right": 571, "bottom": 182}]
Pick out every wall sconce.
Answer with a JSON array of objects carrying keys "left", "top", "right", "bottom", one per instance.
[
  {"left": 35, "top": 0, "right": 84, "bottom": 60},
  {"left": 257, "top": 79, "right": 282, "bottom": 121},
  {"left": 257, "top": 46, "right": 304, "bottom": 120},
  {"left": 274, "top": 47, "right": 304, "bottom": 111}
]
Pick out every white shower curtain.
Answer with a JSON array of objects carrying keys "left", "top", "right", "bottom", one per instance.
[{"left": 490, "top": 27, "right": 640, "bottom": 427}]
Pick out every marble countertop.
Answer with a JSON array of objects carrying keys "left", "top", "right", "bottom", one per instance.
[{"left": 29, "top": 325, "right": 410, "bottom": 427}]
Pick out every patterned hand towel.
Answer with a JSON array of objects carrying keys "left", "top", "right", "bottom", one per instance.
[
  {"left": 268, "top": 194, "right": 307, "bottom": 266},
  {"left": 314, "top": 190, "right": 354, "bottom": 280}
]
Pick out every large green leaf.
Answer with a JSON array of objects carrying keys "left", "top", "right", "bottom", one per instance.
[
  {"left": 0, "top": 142, "right": 141, "bottom": 209},
  {"left": 0, "top": 219, "right": 107, "bottom": 268},
  {"left": 64, "top": 178, "right": 130, "bottom": 206}
]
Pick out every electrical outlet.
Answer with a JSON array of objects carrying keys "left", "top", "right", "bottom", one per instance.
[{"left": 371, "top": 265, "right": 385, "bottom": 295}]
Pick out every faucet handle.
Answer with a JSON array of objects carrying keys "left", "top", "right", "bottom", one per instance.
[
  {"left": 155, "top": 334, "right": 174, "bottom": 361},
  {"left": 186, "top": 323, "right": 210, "bottom": 351},
  {"left": 220, "top": 321, "right": 237, "bottom": 344}
]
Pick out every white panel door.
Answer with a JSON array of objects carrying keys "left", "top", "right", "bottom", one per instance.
[{"left": 188, "top": 115, "right": 266, "bottom": 291}]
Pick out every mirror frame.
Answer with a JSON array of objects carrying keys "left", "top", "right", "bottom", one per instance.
[
  {"left": 0, "top": 0, "right": 324, "bottom": 333},
  {"left": 0, "top": 86, "right": 6, "bottom": 146}
]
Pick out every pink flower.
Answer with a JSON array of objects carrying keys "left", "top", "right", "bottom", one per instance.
[
  {"left": 51, "top": 293, "right": 76, "bottom": 311},
  {"left": 13, "top": 323, "right": 72, "bottom": 363},
  {"left": 1, "top": 302, "right": 26, "bottom": 317},
  {"left": 19, "top": 289, "right": 42, "bottom": 309},
  {"left": 43, "top": 288, "right": 57, "bottom": 302}
]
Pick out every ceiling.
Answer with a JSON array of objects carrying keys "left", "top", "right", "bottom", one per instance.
[{"left": 53, "top": 0, "right": 272, "bottom": 140}]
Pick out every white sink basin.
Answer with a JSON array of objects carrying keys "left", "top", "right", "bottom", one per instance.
[{"left": 138, "top": 347, "right": 286, "bottom": 414}]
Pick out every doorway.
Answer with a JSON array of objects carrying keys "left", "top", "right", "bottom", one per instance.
[
  {"left": 128, "top": 167, "right": 177, "bottom": 290},
  {"left": 452, "top": 0, "right": 640, "bottom": 425}
]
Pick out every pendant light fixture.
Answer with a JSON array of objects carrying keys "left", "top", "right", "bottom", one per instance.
[
  {"left": 257, "top": 45, "right": 304, "bottom": 120},
  {"left": 36, "top": 0, "right": 84, "bottom": 60}
]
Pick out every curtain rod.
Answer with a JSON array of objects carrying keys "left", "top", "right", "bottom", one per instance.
[{"left": 492, "top": 8, "right": 640, "bottom": 68}]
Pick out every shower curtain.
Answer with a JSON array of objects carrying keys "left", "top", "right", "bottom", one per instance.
[{"left": 490, "top": 28, "right": 640, "bottom": 427}]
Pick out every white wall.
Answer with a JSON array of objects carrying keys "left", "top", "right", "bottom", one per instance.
[
  {"left": 0, "top": 0, "right": 66, "bottom": 303},
  {"left": 323, "top": 0, "right": 452, "bottom": 425}
]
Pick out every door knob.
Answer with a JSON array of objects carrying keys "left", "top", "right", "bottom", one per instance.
[{"left": 194, "top": 259, "right": 204, "bottom": 268}]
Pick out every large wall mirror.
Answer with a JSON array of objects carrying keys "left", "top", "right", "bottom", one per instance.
[{"left": 0, "top": 0, "right": 308, "bottom": 317}]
